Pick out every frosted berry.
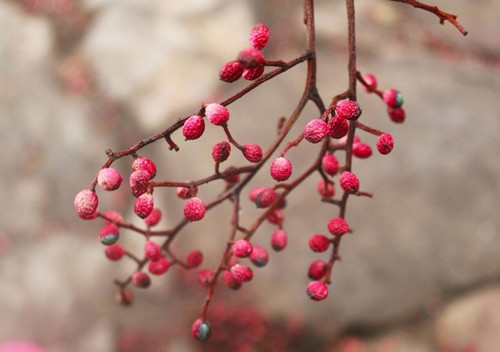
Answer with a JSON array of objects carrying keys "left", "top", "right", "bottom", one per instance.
[
  {"left": 184, "top": 197, "right": 206, "bottom": 221},
  {"left": 388, "top": 107, "right": 405, "bottom": 123},
  {"left": 97, "top": 167, "right": 122, "bottom": 191},
  {"left": 144, "top": 241, "right": 162, "bottom": 261},
  {"left": 81, "top": 209, "right": 98, "bottom": 220},
  {"left": 270, "top": 157, "right": 292, "bottom": 182},
  {"left": 383, "top": 89, "right": 404, "bottom": 108},
  {"left": 198, "top": 269, "right": 213, "bottom": 287},
  {"left": 249, "top": 23, "right": 270, "bottom": 50},
  {"left": 232, "top": 239, "right": 253, "bottom": 258},
  {"left": 99, "top": 224, "right": 119, "bottom": 245},
  {"left": 362, "top": 73, "right": 378, "bottom": 92},
  {"left": 249, "top": 245, "right": 269, "bottom": 267},
  {"left": 144, "top": 208, "right": 162, "bottom": 226},
  {"left": 230, "top": 264, "right": 254, "bottom": 283},
  {"left": 103, "top": 210, "right": 123, "bottom": 225},
  {"left": 304, "top": 119, "right": 327, "bottom": 143},
  {"left": 105, "top": 243, "right": 125, "bottom": 261},
  {"left": 186, "top": 250, "right": 203, "bottom": 268},
  {"left": 205, "top": 103, "right": 229, "bottom": 126},
  {"left": 271, "top": 229, "right": 288, "bottom": 251},
  {"left": 129, "top": 170, "right": 150, "bottom": 197},
  {"left": 255, "top": 188, "right": 276, "bottom": 208},
  {"left": 306, "top": 281, "right": 329, "bottom": 301},
  {"left": 327, "top": 217, "right": 349, "bottom": 236},
  {"left": 308, "top": 260, "right": 327, "bottom": 280},
  {"left": 317, "top": 180, "right": 335, "bottom": 198},
  {"left": 242, "top": 66, "right": 264, "bottom": 80},
  {"left": 376, "top": 133, "right": 394, "bottom": 155},
  {"left": 132, "top": 271, "right": 151, "bottom": 288},
  {"left": 220, "top": 60, "right": 244, "bottom": 82},
  {"left": 237, "top": 48, "right": 264, "bottom": 69},
  {"left": 243, "top": 143, "right": 263, "bottom": 163},
  {"left": 182, "top": 115, "right": 205, "bottom": 140},
  {"left": 267, "top": 208, "right": 284, "bottom": 225},
  {"left": 308, "top": 234, "right": 331, "bottom": 252},
  {"left": 352, "top": 142, "right": 372, "bottom": 159},
  {"left": 176, "top": 185, "right": 198, "bottom": 199},
  {"left": 148, "top": 257, "right": 170, "bottom": 275},
  {"left": 322, "top": 154, "right": 339, "bottom": 175},
  {"left": 223, "top": 270, "right": 242, "bottom": 290},
  {"left": 212, "top": 141, "right": 231, "bottom": 163},
  {"left": 192, "top": 319, "right": 212, "bottom": 342},
  {"left": 74, "top": 189, "right": 98, "bottom": 219},
  {"left": 134, "top": 193, "right": 154, "bottom": 219},
  {"left": 327, "top": 116, "right": 349, "bottom": 139},
  {"left": 339, "top": 171, "right": 359, "bottom": 194},
  {"left": 335, "top": 100, "right": 362, "bottom": 120},
  {"left": 132, "top": 157, "right": 156, "bottom": 179}
]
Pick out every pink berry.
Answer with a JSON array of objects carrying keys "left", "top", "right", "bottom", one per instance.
[
  {"left": 132, "top": 271, "right": 151, "bottom": 288},
  {"left": 205, "top": 103, "right": 229, "bottom": 126},
  {"left": 249, "top": 23, "right": 270, "bottom": 50},
  {"left": 271, "top": 229, "right": 287, "bottom": 251},
  {"left": 134, "top": 193, "right": 154, "bottom": 219},
  {"left": 74, "top": 189, "right": 98, "bottom": 219},
  {"left": 376, "top": 133, "right": 394, "bottom": 155},
  {"left": 304, "top": 119, "right": 328, "bottom": 143},
  {"left": 249, "top": 186, "right": 266, "bottom": 202},
  {"left": 339, "top": 171, "right": 359, "bottom": 194},
  {"left": 222, "top": 166, "right": 240, "bottom": 184},
  {"left": 132, "top": 157, "right": 156, "bottom": 179},
  {"left": 308, "top": 234, "right": 330, "bottom": 252},
  {"left": 306, "top": 281, "right": 329, "bottom": 301},
  {"left": 249, "top": 245, "right": 269, "bottom": 267},
  {"left": 352, "top": 142, "right": 372, "bottom": 159},
  {"left": 232, "top": 239, "right": 253, "bottom": 258},
  {"left": 99, "top": 224, "right": 120, "bottom": 245},
  {"left": 182, "top": 115, "right": 205, "bottom": 140},
  {"left": 144, "top": 208, "right": 162, "bottom": 226},
  {"left": 316, "top": 180, "right": 335, "bottom": 198},
  {"left": 212, "top": 141, "right": 231, "bottom": 163},
  {"left": 230, "top": 264, "right": 253, "bottom": 283},
  {"left": 197, "top": 269, "right": 213, "bottom": 287},
  {"left": 103, "top": 210, "right": 123, "bottom": 225},
  {"left": 192, "top": 319, "right": 212, "bottom": 342},
  {"left": 144, "top": 241, "right": 162, "bottom": 261},
  {"left": 388, "top": 107, "right": 405, "bottom": 123},
  {"left": 327, "top": 217, "right": 349, "bottom": 236},
  {"left": 267, "top": 208, "right": 284, "bottom": 225},
  {"left": 184, "top": 197, "right": 206, "bottom": 221},
  {"left": 105, "top": 243, "right": 124, "bottom": 261},
  {"left": 220, "top": 60, "right": 244, "bottom": 82},
  {"left": 97, "top": 167, "right": 122, "bottom": 191},
  {"left": 148, "top": 257, "right": 170, "bottom": 275},
  {"left": 322, "top": 154, "right": 339, "bottom": 175},
  {"left": 242, "top": 66, "right": 264, "bottom": 80},
  {"left": 383, "top": 89, "right": 404, "bottom": 108},
  {"left": 223, "top": 270, "right": 242, "bottom": 290},
  {"left": 176, "top": 185, "right": 198, "bottom": 199},
  {"left": 243, "top": 143, "right": 263, "bottom": 163},
  {"left": 270, "top": 157, "right": 292, "bottom": 182},
  {"left": 237, "top": 48, "right": 264, "bottom": 69},
  {"left": 362, "top": 73, "right": 378, "bottom": 93},
  {"left": 255, "top": 188, "right": 276, "bottom": 208},
  {"left": 129, "top": 170, "right": 150, "bottom": 197},
  {"left": 308, "top": 260, "right": 327, "bottom": 280},
  {"left": 186, "top": 250, "right": 203, "bottom": 268},
  {"left": 335, "top": 100, "right": 362, "bottom": 120},
  {"left": 327, "top": 116, "right": 349, "bottom": 139}
]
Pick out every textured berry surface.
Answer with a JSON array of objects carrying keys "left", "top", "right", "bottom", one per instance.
[
  {"left": 144, "top": 241, "right": 162, "bottom": 261},
  {"left": 212, "top": 141, "right": 231, "bottom": 163},
  {"left": 242, "top": 66, "right": 264, "bottom": 80},
  {"left": 176, "top": 186, "right": 198, "bottom": 199},
  {"left": 99, "top": 224, "right": 120, "bottom": 245},
  {"left": 105, "top": 243, "right": 125, "bottom": 261},
  {"left": 97, "top": 167, "right": 122, "bottom": 191},
  {"left": 327, "top": 217, "right": 349, "bottom": 236},
  {"left": 339, "top": 171, "right": 359, "bottom": 194},
  {"left": 335, "top": 99, "right": 362, "bottom": 120},
  {"left": 182, "top": 115, "right": 205, "bottom": 140},
  {"left": 74, "top": 189, "right": 98, "bottom": 219},
  {"left": 255, "top": 188, "right": 276, "bottom": 208},
  {"left": 230, "top": 264, "right": 253, "bottom": 283},
  {"left": 243, "top": 143, "right": 263, "bottom": 163},
  {"left": 132, "top": 157, "right": 157, "bottom": 179},
  {"left": 232, "top": 239, "right": 253, "bottom": 258},
  {"left": 205, "top": 103, "right": 229, "bottom": 126},
  {"left": 129, "top": 170, "right": 151, "bottom": 197},
  {"left": 309, "top": 234, "right": 331, "bottom": 252},
  {"left": 304, "top": 119, "right": 327, "bottom": 143},
  {"left": 249, "top": 245, "right": 269, "bottom": 267},
  {"left": 271, "top": 229, "right": 288, "bottom": 251},
  {"left": 322, "top": 154, "right": 339, "bottom": 175},
  {"left": 237, "top": 48, "right": 264, "bottom": 69},
  {"left": 184, "top": 197, "right": 206, "bottom": 221},
  {"left": 383, "top": 88, "right": 404, "bottom": 108},
  {"left": 308, "top": 260, "right": 327, "bottom": 280},
  {"left": 134, "top": 193, "right": 154, "bottom": 219},
  {"left": 327, "top": 116, "right": 349, "bottom": 139},
  {"left": 148, "top": 257, "right": 170, "bottom": 275},
  {"left": 270, "top": 157, "right": 292, "bottom": 182},
  {"left": 376, "top": 133, "right": 394, "bottom": 155},
  {"left": 223, "top": 270, "right": 242, "bottom": 290},
  {"left": 219, "top": 60, "right": 244, "bottom": 82},
  {"left": 352, "top": 142, "right": 372, "bottom": 159},
  {"left": 249, "top": 23, "right": 270, "bottom": 50},
  {"left": 306, "top": 281, "right": 329, "bottom": 301}
]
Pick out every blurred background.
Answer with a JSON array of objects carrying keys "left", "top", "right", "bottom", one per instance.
[{"left": 0, "top": 0, "right": 499, "bottom": 351}]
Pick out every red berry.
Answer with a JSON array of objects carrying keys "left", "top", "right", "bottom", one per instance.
[
  {"left": 322, "top": 154, "right": 339, "bottom": 175},
  {"left": 270, "top": 157, "right": 292, "bottom": 182},
  {"left": 223, "top": 270, "right": 242, "bottom": 290},
  {"left": 271, "top": 229, "right": 287, "bottom": 251},
  {"left": 327, "top": 217, "right": 349, "bottom": 236},
  {"left": 186, "top": 250, "right": 203, "bottom": 268},
  {"left": 339, "top": 171, "right": 359, "bottom": 194},
  {"left": 327, "top": 116, "right": 349, "bottom": 139},
  {"left": 308, "top": 260, "right": 327, "bottom": 280},
  {"left": 74, "top": 189, "right": 98, "bottom": 219},
  {"left": 222, "top": 166, "right": 240, "bottom": 184},
  {"left": 335, "top": 100, "right": 362, "bottom": 120},
  {"left": 148, "top": 257, "right": 170, "bottom": 275},
  {"left": 99, "top": 224, "right": 120, "bottom": 245},
  {"left": 132, "top": 157, "right": 156, "bottom": 179},
  {"left": 205, "top": 103, "right": 229, "bottom": 126},
  {"left": 304, "top": 119, "right": 327, "bottom": 143},
  {"left": 98, "top": 167, "right": 122, "bottom": 191},
  {"left": 230, "top": 264, "right": 253, "bottom": 283},
  {"left": 197, "top": 269, "right": 213, "bottom": 287},
  {"left": 352, "top": 142, "right": 372, "bottom": 159},
  {"left": 212, "top": 141, "right": 231, "bottom": 163},
  {"left": 103, "top": 210, "right": 123, "bottom": 225},
  {"left": 237, "top": 48, "right": 264, "bottom": 69},
  {"left": 308, "top": 234, "right": 330, "bottom": 252},
  {"left": 144, "top": 208, "right": 162, "bottom": 226},
  {"left": 306, "top": 281, "right": 329, "bottom": 301},
  {"left": 267, "top": 208, "right": 284, "bottom": 225},
  {"left": 383, "top": 89, "right": 404, "bottom": 108},
  {"left": 184, "top": 197, "right": 206, "bottom": 221},
  {"left": 388, "top": 107, "right": 405, "bottom": 123},
  {"left": 255, "top": 188, "right": 276, "bottom": 208},
  {"left": 376, "top": 133, "right": 394, "bottom": 155},
  {"left": 134, "top": 193, "right": 154, "bottom": 219},
  {"left": 192, "top": 319, "right": 211, "bottom": 342},
  {"left": 220, "top": 60, "right": 244, "bottom": 82},
  {"left": 317, "top": 180, "right": 335, "bottom": 198},
  {"left": 362, "top": 73, "right": 378, "bottom": 92},
  {"left": 129, "top": 170, "right": 150, "bottom": 197},
  {"left": 249, "top": 186, "right": 265, "bottom": 202},
  {"left": 232, "top": 239, "right": 253, "bottom": 258},
  {"left": 144, "top": 241, "right": 162, "bottom": 261},
  {"left": 243, "top": 143, "right": 263, "bottom": 163},
  {"left": 249, "top": 23, "right": 270, "bottom": 50},
  {"left": 176, "top": 185, "right": 198, "bottom": 199},
  {"left": 242, "top": 66, "right": 264, "bottom": 80},
  {"left": 132, "top": 271, "right": 151, "bottom": 288},
  {"left": 105, "top": 243, "right": 125, "bottom": 261},
  {"left": 249, "top": 245, "right": 269, "bottom": 267},
  {"left": 182, "top": 115, "right": 205, "bottom": 140}
]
